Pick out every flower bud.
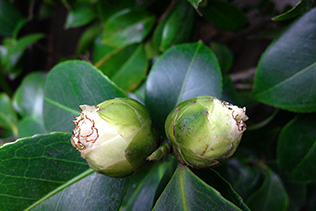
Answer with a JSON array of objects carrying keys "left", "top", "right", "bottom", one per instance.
[
  {"left": 71, "top": 98, "right": 157, "bottom": 178},
  {"left": 165, "top": 96, "right": 248, "bottom": 169}
]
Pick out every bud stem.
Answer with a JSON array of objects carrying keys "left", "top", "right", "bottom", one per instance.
[{"left": 147, "top": 140, "right": 172, "bottom": 161}]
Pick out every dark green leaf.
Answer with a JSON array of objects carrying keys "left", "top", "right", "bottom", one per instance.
[
  {"left": 43, "top": 60, "right": 126, "bottom": 132},
  {"left": 65, "top": 4, "right": 96, "bottom": 28},
  {"left": 192, "top": 168, "right": 251, "bottom": 211},
  {"left": 0, "top": 93, "right": 18, "bottom": 136},
  {"left": 153, "top": 0, "right": 195, "bottom": 52},
  {"left": 120, "top": 159, "right": 173, "bottom": 211},
  {"left": 272, "top": 0, "right": 314, "bottom": 21},
  {"left": 187, "top": 0, "right": 203, "bottom": 9},
  {"left": 253, "top": 8, "right": 316, "bottom": 112},
  {"left": 153, "top": 165, "right": 241, "bottom": 210},
  {"left": 277, "top": 114, "right": 316, "bottom": 182},
  {"left": 221, "top": 76, "right": 238, "bottom": 105},
  {"left": 283, "top": 181, "right": 306, "bottom": 211},
  {"left": 246, "top": 165, "right": 289, "bottom": 211},
  {"left": 76, "top": 23, "right": 102, "bottom": 55},
  {"left": 0, "top": 0, "right": 27, "bottom": 36},
  {"left": 17, "top": 117, "right": 47, "bottom": 138},
  {"left": 202, "top": 0, "right": 247, "bottom": 31},
  {"left": 216, "top": 159, "right": 264, "bottom": 201},
  {"left": 102, "top": 9, "right": 155, "bottom": 47},
  {"left": 31, "top": 172, "right": 129, "bottom": 211},
  {"left": 13, "top": 72, "right": 46, "bottom": 120},
  {"left": 3, "top": 34, "right": 45, "bottom": 65},
  {"left": 145, "top": 41, "right": 222, "bottom": 135},
  {"left": 0, "top": 133, "right": 89, "bottom": 211},
  {"left": 210, "top": 42, "right": 234, "bottom": 73},
  {"left": 96, "top": 0, "right": 135, "bottom": 23}
]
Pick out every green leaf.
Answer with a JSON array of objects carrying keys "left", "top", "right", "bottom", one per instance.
[
  {"left": 145, "top": 41, "right": 222, "bottom": 135},
  {"left": 96, "top": 0, "right": 135, "bottom": 23},
  {"left": 43, "top": 60, "right": 126, "bottom": 132},
  {"left": 153, "top": 165, "right": 241, "bottom": 210},
  {"left": 253, "top": 8, "right": 316, "bottom": 112},
  {"left": 120, "top": 159, "right": 173, "bottom": 211},
  {"left": 0, "top": 93, "right": 18, "bottom": 137},
  {"left": 272, "top": 0, "right": 314, "bottom": 21},
  {"left": 210, "top": 42, "right": 234, "bottom": 73},
  {"left": 13, "top": 72, "right": 46, "bottom": 120},
  {"left": 246, "top": 165, "right": 289, "bottom": 211},
  {"left": 0, "top": 0, "right": 27, "bottom": 36},
  {"left": 76, "top": 22, "right": 102, "bottom": 55},
  {"left": 153, "top": 0, "right": 195, "bottom": 52},
  {"left": 65, "top": 4, "right": 96, "bottom": 28},
  {"left": 0, "top": 133, "right": 89, "bottom": 211},
  {"left": 3, "top": 34, "right": 45, "bottom": 66},
  {"left": 31, "top": 172, "right": 129, "bottom": 211},
  {"left": 111, "top": 44, "right": 148, "bottom": 91},
  {"left": 102, "top": 9, "right": 156, "bottom": 47},
  {"left": 17, "top": 117, "right": 47, "bottom": 138},
  {"left": 202, "top": 0, "right": 247, "bottom": 31},
  {"left": 216, "top": 159, "right": 264, "bottom": 201},
  {"left": 192, "top": 168, "right": 251, "bottom": 211},
  {"left": 277, "top": 114, "right": 316, "bottom": 182},
  {"left": 187, "top": 0, "right": 203, "bottom": 9}
]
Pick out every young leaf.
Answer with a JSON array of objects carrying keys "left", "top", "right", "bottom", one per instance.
[
  {"left": 0, "top": 133, "right": 89, "bottom": 211},
  {"left": 102, "top": 9, "right": 155, "bottom": 47},
  {"left": 145, "top": 41, "right": 222, "bottom": 135},
  {"left": 0, "top": 93, "right": 18, "bottom": 137},
  {"left": 13, "top": 72, "right": 46, "bottom": 120},
  {"left": 43, "top": 60, "right": 126, "bottom": 132},
  {"left": 272, "top": 0, "right": 314, "bottom": 21},
  {"left": 153, "top": 165, "right": 241, "bottom": 210},
  {"left": 253, "top": 8, "right": 316, "bottom": 112},
  {"left": 202, "top": 0, "right": 247, "bottom": 31},
  {"left": 30, "top": 172, "right": 129, "bottom": 211},
  {"left": 277, "top": 114, "right": 316, "bottom": 182},
  {"left": 246, "top": 165, "right": 289, "bottom": 211}
]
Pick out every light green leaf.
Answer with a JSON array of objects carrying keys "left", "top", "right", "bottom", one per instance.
[
  {"left": 17, "top": 117, "right": 47, "bottom": 138},
  {"left": 43, "top": 60, "right": 126, "bottom": 132},
  {"left": 253, "top": 8, "right": 316, "bottom": 112},
  {"left": 0, "top": 93, "right": 18, "bottom": 137},
  {"left": 65, "top": 4, "right": 96, "bottom": 28}
]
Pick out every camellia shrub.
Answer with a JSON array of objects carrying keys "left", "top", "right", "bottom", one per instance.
[{"left": 0, "top": 0, "right": 316, "bottom": 210}]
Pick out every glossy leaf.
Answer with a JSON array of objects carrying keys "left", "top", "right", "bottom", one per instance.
[
  {"left": 277, "top": 114, "right": 316, "bottom": 182},
  {"left": 43, "top": 60, "right": 126, "bottom": 132},
  {"left": 13, "top": 72, "right": 46, "bottom": 120},
  {"left": 96, "top": 0, "right": 135, "bottom": 23},
  {"left": 210, "top": 42, "right": 234, "bottom": 73},
  {"left": 0, "top": 133, "right": 89, "bottom": 211},
  {"left": 65, "top": 4, "right": 96, "bottom": 28},
  {"left": 202, "top": 0, "right": 247, "bottom": 31},
  {"left": 192, "top": 168, "right": 251, "bottom": 211},
  {"left": 102, "top": 9, "right": 155, "bottom": 47},
  {"left": 272, "top": 0, "right": 314, "bottom": 21},
  {"left": 120, "top": 159, "right": 173, "bottom": 211},
  {"left": 153, "top": 165, "right": 241, "bottom": 210},
  {"left": 31, "top": 172, "right": 129, "bottom": 211},
  {"left": 0, "top": 93, "right": 18, "bottom": 137},
  {"left": 3, "top": 34, "right": 45, "bottom": 65},
  {"left": 76, "top": 22, "right": 102, "bottom": 55},
  {"left": 216, "top": 159, "right": 264, "bottom": 201},
  {"left": 17, "top": 117, "right": 47, "bottom": 138},
  {"left": 246, "top": 165, "right": 289, "bottom": 211},
  {"left": 145, "top": 41, "right": 222, "bottom": 135},
  {"left": 253, "top": 8, "right": 316, "bottom": 112},
  {"left": 0, "top": 0, "right": 26, "bottom": 36},
  {"left": 153, "top": 0, "right": 195, "bottom": 52}
]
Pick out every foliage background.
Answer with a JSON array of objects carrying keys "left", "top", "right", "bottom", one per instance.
[{"left": 0, "top": 0, "right": 316, "bottom": 210}]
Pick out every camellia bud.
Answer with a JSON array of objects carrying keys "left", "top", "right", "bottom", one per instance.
[
  {"left": 165, "top": 96, "right": 248, "bottom": 169},
  {"left": 71, "top": 98, "right": 157, "bottom": 178}
]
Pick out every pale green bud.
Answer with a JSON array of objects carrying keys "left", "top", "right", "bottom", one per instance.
[
  {"left": 165, "top": 96, "right": 248, "bottom": 168},
  {"left": 71, "top": 98, "right": 157, "bottom": 178}
]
